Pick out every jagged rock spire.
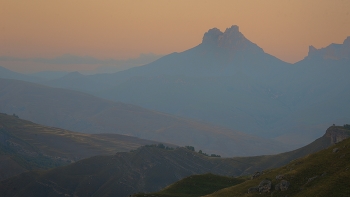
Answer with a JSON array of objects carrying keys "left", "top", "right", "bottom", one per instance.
[{"left": 201, "top": 25, "right": 263, "bottom": 53}]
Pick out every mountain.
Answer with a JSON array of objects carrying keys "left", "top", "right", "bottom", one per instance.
[
  {"left": 0, "top": 125, "right": 348, "bottom": 197},
  {"left": 272, "top": 37, "right": 350, "bottom": 145},
  {"left": 29, "top": 71, "right": 70, "bottom": 80},
  {"left": 103, "top": 25, "right": 290, "bottom": 78},
  {"left": 0, "top": 78, "right": 287, "bottom": 157},
  {"left": 2, "top": 26, "right": 350, "bottom": 147},
  {"left": 95, "top": 30, "right": 350, "bottom": 146},
  {"left": 0, "top": 66, "right": 40, "bottom": 82},
  {"left": 0, "top": 113, "right": 163, "bottom": 181},
  {"left": 307, "top": 36, "right": 350, "bottom": 60}
]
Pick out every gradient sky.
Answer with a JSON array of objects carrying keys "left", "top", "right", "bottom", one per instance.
[{"left": 1, "top": 0, "right": 350, "bottom": 66}]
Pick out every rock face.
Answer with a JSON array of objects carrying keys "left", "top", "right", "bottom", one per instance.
[
  {"left": 258, "top": 179, "right": 272, "bottom": 193},
  {"left": 275, "top": 174, "right": 285, "bottom": 180},
  {"left": 275, "top": 180, "right": 290, "bottom": 191},
  {"left": 201, "top": 25, "right": 264, "bottom": 54},
  {"left": 251, "top": 171, "right": 261, "bottom": 179},
  {"left": 325, "top": 126, "right": 350, "bottom": 145}
]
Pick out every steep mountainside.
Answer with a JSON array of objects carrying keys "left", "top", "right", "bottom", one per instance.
[
  {"left": 0, "top": 78, "right": 287, "bottom": 157},
  {"left": 0, "top": 113, "right": 162, "bottom": 180},
  {"left": 0, "top": 125, "right": 348, "bottom": 197}
]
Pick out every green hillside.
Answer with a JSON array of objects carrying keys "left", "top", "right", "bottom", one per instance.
[
  {"left": 133, "top": 173, "right": 245, "bottom": 197},
  {"left": 205, "top": 135, "right": 350, "bottom": 197}
]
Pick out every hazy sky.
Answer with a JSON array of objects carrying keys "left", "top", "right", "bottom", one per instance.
[{"left": 1, "top": 0, "right": 350, "bottom": 65}]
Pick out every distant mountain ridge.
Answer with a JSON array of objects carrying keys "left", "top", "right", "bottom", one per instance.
[{"left": 307, "top": 36, "right": 350, "bottom": 60}]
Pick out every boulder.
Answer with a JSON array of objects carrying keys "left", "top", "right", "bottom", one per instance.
[
  {"left": 275, "top": 174, "right": 285, "bottom": 180},
  {"left": 258, "top": 179, "right": 272, "bottom": 193},
  {"left": 251, "top": 171, "right": 261, "bottom": 179},
  {"left": 280, "top": 180, "right": 290, "bottom": 191}
]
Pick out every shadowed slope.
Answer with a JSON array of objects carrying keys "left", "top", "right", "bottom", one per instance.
[{"left": 0, "top": 113, "right": 164, "bottom": 180}]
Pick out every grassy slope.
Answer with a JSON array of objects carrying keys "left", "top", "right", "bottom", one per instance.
[
  {"left": 0, "top": 113, "right": 162, "bottom": 180},
  {"left": 205, "top": 136, "right": 350, "bottom": 197},
  {"left": 133, "top": 173, "right": 245, "bottom": 197},
  {"left": 0, "top": 147, "right": 247, "bottom": 197}
]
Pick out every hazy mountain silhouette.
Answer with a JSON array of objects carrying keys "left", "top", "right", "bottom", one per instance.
[
  {"left": 100, "top": 25, "right": 290, "bottom": 78},
  {"left": 0, "top": 66, "right": 40, "bottom": 82},
  {"left": 0, "top": 78, "right": 288, "bottom": 157},
  {"left": 307, "top": 36, "right": 350, "bottom": 60},
  {"left": 1, "top": 25, "right": 349, "bottom": 148}
]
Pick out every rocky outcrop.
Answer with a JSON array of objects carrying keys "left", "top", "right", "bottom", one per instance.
[
  {"left": 275, "top": 180, "right": 290, "bottom": 191},
  {"left": 275, "top": 174, "right": 285, "bottom": 180},
  {"left": 325, "top": 126, "right": 350, "bottom": 145},
  {"left": 201, "top": 25, "right": 263, "bottom": 54},
  {"left": 251, "top": 171, "right": 261, "bottom": 179},
  {"left": 258, "top": 179, "right": 272, "bottom": 193}
]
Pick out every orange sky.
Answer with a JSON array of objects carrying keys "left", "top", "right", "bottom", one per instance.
[{"left": 1, "top": 0, "right": 350, "bottom": 64}]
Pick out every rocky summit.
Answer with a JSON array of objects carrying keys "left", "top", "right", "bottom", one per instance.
[{"left": 201, "top": 25, "right": 264, "bottom": 54}]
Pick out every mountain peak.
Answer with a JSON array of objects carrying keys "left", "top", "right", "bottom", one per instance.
[
  {"left": 202, "top": 28, "right": 223, "bottom": 45},
  {"left": 343, "top": 36, "right": 350, "bottom": 45},
  {"left": 308, "top": 45, "right": 318, "bottom": 56},
  {"left": 224, "top": 25, "right": 239, "bottom": 34},
  {"left": 201, "top": 25, "right": 263, "bottom": 53}
]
